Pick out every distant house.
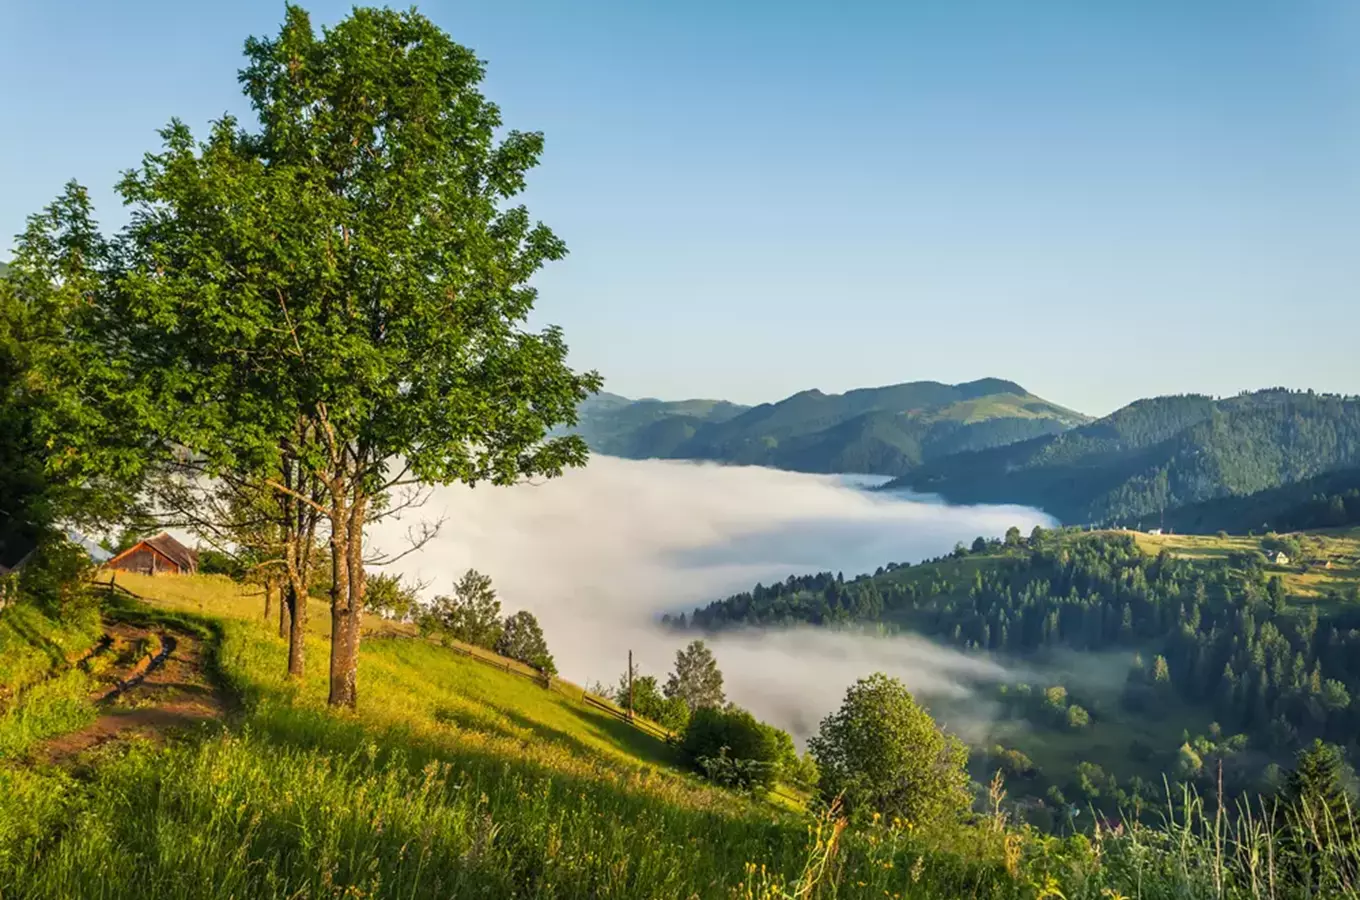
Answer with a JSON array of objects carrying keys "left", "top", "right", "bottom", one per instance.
[
  {"left": 105, "top": 532, "right": 199, "bottom": 576},
  {"left": 1267, "top": 551, "right": 1291, "bottom": 566},
  {"left": 1147, "top": 528, "right": 1163, "bottom": 536}
]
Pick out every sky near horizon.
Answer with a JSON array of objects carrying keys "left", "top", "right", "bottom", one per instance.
[{"left": 2, "top": 1, "right": 1357, "bottom": 416}]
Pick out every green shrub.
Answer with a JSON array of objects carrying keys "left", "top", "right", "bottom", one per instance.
[
  {"left": 808, "top": 673, "right": 971, "bottom": 826},
  {"left": 17, "top": 535, "right": 93, "bottom": 615},
  {"left": 681, "top": 705, "right": 780, "bottom": 791}
]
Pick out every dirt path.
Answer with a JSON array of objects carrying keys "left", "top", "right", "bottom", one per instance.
[{"left": 38, "top": 622, "right": 226, "bottom": 763}]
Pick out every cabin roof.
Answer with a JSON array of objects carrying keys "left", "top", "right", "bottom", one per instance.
[{"left": 108, "top": 531, "right": 198, "bottom": 571}]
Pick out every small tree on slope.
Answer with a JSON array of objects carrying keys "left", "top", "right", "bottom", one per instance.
[
  {"left": 808, "top": 673, "right": 971, "bottom": 825},
  {"left": 1282, "top": 738, "right": 1357, "bottom": 875},
  {"left": 664, "top": 640, "right": 725, "bottom": 712},
  {"left": 426, "top": 569, "right": 503, "bottom": 650},
  {"left": 495, "top": 610, "right": 556, "bottom": 675}
]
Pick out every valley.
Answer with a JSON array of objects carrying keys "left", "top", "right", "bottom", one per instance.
[{"left": 679, "top": 524, "right": 1360, "bottom": 830}]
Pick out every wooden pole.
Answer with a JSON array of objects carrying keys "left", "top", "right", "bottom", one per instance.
[{"left": 627, "top": 649, "right": 634, "bottom": 721}]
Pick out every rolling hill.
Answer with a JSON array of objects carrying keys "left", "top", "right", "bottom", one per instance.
[
  {"left": 575, "top": 378, "right": 1089, "bottom": 476},
  {"left": 886, "top": 389, "right": 1360, "bottom": 525},
  {"left": 570, "top": 391, "right": 751, "bottom": 458}
]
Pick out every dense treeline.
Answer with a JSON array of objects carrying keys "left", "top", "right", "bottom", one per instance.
[
  {"left": 892, "top": 390, "right": 1360, "bottom": 524},
  {"left": 675, "top": 530, "right": 1360, "bottom": 775},
  {"left": 1165, "top": 466, "right": 1360, "bottom": 534}
]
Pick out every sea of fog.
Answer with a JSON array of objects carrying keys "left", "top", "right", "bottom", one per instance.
[{"left": 370, "top": 455, "right": 1054, "bottom": 741}]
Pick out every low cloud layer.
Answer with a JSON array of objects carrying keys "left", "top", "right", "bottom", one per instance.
[{"left": 371, "top": 456, "right": 1053, "bottom": 740}]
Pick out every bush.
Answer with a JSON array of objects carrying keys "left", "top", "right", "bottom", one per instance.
[
  {"left": 681, "top": 705, "right": 780, "bottom": 791},
  {"left": 17, "top": 535, "right": 92, "bottom": 615},
  {"left": 808, "top": 673, "right": 971, "bottom": 825},
  {"left": 656, "top": 695, "right": 691, "bottom": 733},
  {"left": 197, "top": 547, "right": 246, "bottom": 579}
]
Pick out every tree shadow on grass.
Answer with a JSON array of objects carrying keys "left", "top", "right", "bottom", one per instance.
[{"left": 492, "top": 702, "right": 682, "bottom": 772}]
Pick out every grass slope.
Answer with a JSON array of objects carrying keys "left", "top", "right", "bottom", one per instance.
[
  {"left": 0, "top": 575, "right": 1023, "bottom": 899},
  {"left": 0, "top": 604, "right": 102, "bottom": 758},
  {"left": 1134, "top": 527, "right": 1360, "bottom": 600}
]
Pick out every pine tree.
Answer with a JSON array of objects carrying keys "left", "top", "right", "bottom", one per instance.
[
  {"left": 1282, "top": 739, "right": 1357, "bottom": 883},
  {"left": 1152, "top": 654, "right": 1171, "bottom": 685}
]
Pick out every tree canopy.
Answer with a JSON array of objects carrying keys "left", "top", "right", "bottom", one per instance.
[
  {"left": 33, "top": 5, "right": 600, "bottom": 706},
  {"left": 664, "top": 640, "right": 725, "bottom": 712},
  {"left": 808, "top": 673, "right": 971, "bottom": 825}
]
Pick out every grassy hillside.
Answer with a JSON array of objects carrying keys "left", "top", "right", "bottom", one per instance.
[
  {"left": 578, "top": 379, "right": 1089, "bottom": 475},
  {"left": 0, "top": 603, "right": 103, "bottom": 757},
  {"left": 0, "top": 575, "right": 1029, "bottom": 899},
  {"left": 890, "top": 389, "right": 1360, "bottom": 524},
  {"left": 10, "top": 573, "right": 1360, "bottom": 895}
]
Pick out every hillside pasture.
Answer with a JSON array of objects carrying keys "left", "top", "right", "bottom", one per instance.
[{"left": 1131, "top": 527, "right": 1360, "bottom": 598}]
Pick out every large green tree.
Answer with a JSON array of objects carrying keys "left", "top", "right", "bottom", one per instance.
[
  {"left": 808, "top": 673, "right": 971, "bottom": 825},
  {"left": 107, "top": 6, "right": 599, "bottom": 706},
  {"left": 2, "top": 188, "right": 148, "bottom": 561}
]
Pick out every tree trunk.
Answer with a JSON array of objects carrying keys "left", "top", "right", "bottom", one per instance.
[
  {"left": 263, "top": 580, "right": 274, "bottom": 621},
  {"left": 285, "top": 582, "right": 305, "bottom": 678},
  {"left": 278, "top": 582, "right": 290, "bottom": 639},
  {"left": 327, "top": 488, "right": 358, "bottom": 708}
]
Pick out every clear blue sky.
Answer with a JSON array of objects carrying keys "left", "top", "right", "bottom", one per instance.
[{"left": 2, "top": 1, "right": 1357, "bottom": 415}]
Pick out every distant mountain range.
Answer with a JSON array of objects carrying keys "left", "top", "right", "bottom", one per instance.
[
  {"left": 887, "top": 389, "right": 1360, "bottom": 525},
  {"left": 575, "top": 382, "right": 1360, "bottom": 530},
  {"left": 572, "top": 378, "right": 1089, "bottom": 476}
]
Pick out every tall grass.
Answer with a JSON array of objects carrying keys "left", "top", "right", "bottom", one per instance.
[{"left": 0, "top": 601, "right": 101, "bottom": 760}]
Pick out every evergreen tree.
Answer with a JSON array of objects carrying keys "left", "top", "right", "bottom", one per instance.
[{"left": 1281, "top": 739, "right": 1357, "bottom": 885}]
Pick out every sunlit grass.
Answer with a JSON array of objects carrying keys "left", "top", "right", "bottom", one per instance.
[
  {"left": 0, "top": 602, "right": 100, "bottom": 698},
  {"left": 1132, "top": 527, "right": 1360, "bottom": 599},
  {"left": 0, "top": 576, "right": 1030, "bottom": 898}
]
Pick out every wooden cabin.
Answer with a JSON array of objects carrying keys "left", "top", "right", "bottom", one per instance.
[{"left": 105, "top": 532, "right": 199, "bottom": 576}]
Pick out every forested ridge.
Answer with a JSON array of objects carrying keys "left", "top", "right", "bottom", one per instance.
[
  {"left": 1164, "top": 466, "right": 1360, "bottom": 534},
  {"left": 889, "top": 389, "right": 1360, "bottom": 524},
  {"left": 674, "top": 527, "right": 1360, "bottom": 820},
  {"left": 571, "top": 378, "right": 1089, "bottom": 475}
]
